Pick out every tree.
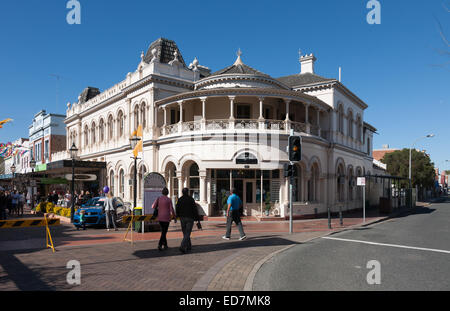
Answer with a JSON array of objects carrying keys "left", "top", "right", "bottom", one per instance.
[{"left": 381, "top": 149, "right": 436, "bottom": 188}]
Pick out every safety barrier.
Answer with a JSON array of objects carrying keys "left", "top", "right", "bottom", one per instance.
[
  {"left": 0, "top": 216, "right": 59, "bottom": 252},
  {"left": 122, "top": 215, "right": 157, "bottom": 223}
]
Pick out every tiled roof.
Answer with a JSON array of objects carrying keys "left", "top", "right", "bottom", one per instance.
[
  {"left": 210, "top": 62, "right": 271, "bottom": 78},
  {"left": 143, "top": 38, "right": 186, "bottom": 67},
  {"left": 372, "top": 149, "right": 399, "bottom": 161},
  {"left": 276, "top": 72, "right": 335, "bottom": 87}
]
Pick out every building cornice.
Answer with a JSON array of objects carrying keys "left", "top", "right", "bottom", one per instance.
[
  {"left": 155, "top": 87, "right": 331, "bottom": 111},
  {"left": 294, "top": 80, "right": 368, "bottom": 110}
]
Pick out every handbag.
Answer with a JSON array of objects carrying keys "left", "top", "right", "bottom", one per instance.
[{"left": 151, "top": 197, "right": 159, "bottom": 219}]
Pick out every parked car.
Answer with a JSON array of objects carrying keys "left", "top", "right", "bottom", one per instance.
[{"left": 73, "top": 196, "right": 132, "bottom": 229}]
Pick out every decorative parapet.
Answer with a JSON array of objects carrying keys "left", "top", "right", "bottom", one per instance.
[{"left": 51, "top": 150, "right": 70, "bottom": 162}]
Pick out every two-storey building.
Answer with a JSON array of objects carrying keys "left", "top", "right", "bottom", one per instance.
[{"left": 63, "top": 38, "right": 377, "bottom": 218}]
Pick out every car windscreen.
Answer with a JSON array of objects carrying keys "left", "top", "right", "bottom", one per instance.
[{"left": 85, "top": 198, "right": 105, "bottom": 207}]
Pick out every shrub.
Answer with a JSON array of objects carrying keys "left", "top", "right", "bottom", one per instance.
[{"left": 53, "top": 206, "right": 63, "bottom": 215}]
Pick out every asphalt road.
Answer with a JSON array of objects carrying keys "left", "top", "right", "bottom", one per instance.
[{"left": 253, "top": 197, "right": 450, "bottom": 291}]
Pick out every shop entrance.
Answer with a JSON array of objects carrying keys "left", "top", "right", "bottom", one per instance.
[{"left": 233, "top": 180, "right": 256, "bottom": 204}]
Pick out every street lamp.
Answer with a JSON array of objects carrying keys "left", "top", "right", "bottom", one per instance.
[
  {"left": 129, "top": 136, "right": 141, "bottom": 211},
  {"left": 10, "top": 163, "right": 16, "bottom": 191},
  {"left": 409, "top": 134, "right": 434, "bottom": 207},
  {"left": 30, "top": 157, "right": 36, "bottom": 211},
  {"left": 69, "top": 143, "right": 78, "bottom": 223}
]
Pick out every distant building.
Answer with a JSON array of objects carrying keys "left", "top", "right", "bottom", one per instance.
[
  {"left": 373, "top": 145, "right": 399, "bottom": 162},
  {"left": 3, "top": 138, "right": 30, "bottom": 174},
  {"left": 29, "top": 110, "right": 66, "bottom": 167}
]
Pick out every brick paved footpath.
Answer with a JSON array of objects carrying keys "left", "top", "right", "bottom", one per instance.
[{"left": 0, "top": 208, "right": 400, "bottom": 291}]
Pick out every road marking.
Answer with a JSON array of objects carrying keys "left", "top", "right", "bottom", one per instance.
[{"left": 322, "top": 237, "right": 450, "bottom": 254}]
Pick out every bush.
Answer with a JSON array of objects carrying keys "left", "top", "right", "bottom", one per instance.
[
  {"left": 53, "top": 206, "right": 63, "bottom": 215},
  {"left": 61, "top": 208, "right": 71, "bottom": 218}
]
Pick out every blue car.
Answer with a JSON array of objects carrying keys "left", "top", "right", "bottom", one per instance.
[{"left": 73, "top": 196, "right": 131, "bottom": 229}]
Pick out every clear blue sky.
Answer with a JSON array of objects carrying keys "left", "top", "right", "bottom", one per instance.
[{"left": 0, "top": 0, "right": 449, "bottom": 170}]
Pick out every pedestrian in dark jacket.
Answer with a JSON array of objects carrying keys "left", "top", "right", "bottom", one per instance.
[
  {"left": 0, "top": 191, "right": 6, "bottom": 220},
  {"left": 176, "top": 188, "right": 201, "bottom": 254}
]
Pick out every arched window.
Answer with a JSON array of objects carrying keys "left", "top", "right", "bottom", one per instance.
[
  {"left": 348, "top": 110, "right": 353, "bottom": 139},
  {"left": 108, "top": 115, "right": 114, "bottom": 140},
  {"left": 118, "top": 111, "right": 124, "bottom": 137},
  {"left": 308, "top": 163, "right": 320, "bottom": 202},
  {"left": 348, "top": 167, "right": 354, "bottom": 201},
  {"left": 91, "top": 122, "right": 96, "bottom": 144},
  {"left": 109, "top": 170, "right": 115, "bottom": 196},
  {"left": 167, "top": 163, "right": 178, "bottom": 199},
  {"left": 338, "top": 105, "right": 344, "bottom": 134},
  {"left": 337, "top": 164, "right": 345, "bottom": 202},
  {"left": 140, "top": 104, "right": 146, "bottom": 129},
  {"left": 189, "top": 163, "right": 200, "bottom": 201},
  {"left": 84, "top": 125, "right": 89, "bottom": 147},
  {"left": 134, "top": 105, "right": 140, "bottom": 130},
  {"left": 119, "top": 169, "right": 125, "bottom": 198},
  {"left": 356, "top": 116, "right": 362, "bottom": 142},
  {"left": 99, "top": 119, "right": 105, "bottom": 143},
  {"left": 293, "top": 164, "right": 302, "bottom": 202}
]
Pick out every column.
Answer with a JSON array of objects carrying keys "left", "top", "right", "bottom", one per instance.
[
  {"left": 200, "top": 97, "right": 207, "bottom": 131},
  {"left": 178, "top": 100, "right": 184, "bottom": 134},
  {"left": 177, "top": 171, "right": 183, "bottom": 198},
  {"left": 163, "top": 106, "right": 167, "bottom": 136},
  {"left": 200, "top": 170, "right": 207, "bottom": 203},
  {"left": 284, "top": 99, "right": 291, "bottom": 132},
  {"left": 228, "top": 96, "right": 235, "bottom": 130},
  {"left": 258, "top": 97, "right": 265, "bottom": 130},
  {"left": 305, "top": 104, "right": 310, "bottom": 134},
  {"left": 317, "top": 109, "right": 321, "bottom": 137}
]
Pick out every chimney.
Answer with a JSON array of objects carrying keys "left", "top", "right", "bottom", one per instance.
[{"left": 300, "top": 53, "right": 316, "bottom": 74}]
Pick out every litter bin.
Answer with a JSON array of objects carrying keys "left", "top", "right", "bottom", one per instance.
[{"left": 134, "top": 207, "right": 142, "bottom": 232}]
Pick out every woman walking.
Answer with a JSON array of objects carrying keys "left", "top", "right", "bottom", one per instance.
[{"left": 152, "top": 187, "right": 176, "bottom": 251}]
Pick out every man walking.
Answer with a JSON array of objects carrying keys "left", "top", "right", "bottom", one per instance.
[
  {"left": 176, "top": 188, "right": 201, "bottom": 253},
  {"left": 223, "top": 188, "right": 246, "bottom": 241}
]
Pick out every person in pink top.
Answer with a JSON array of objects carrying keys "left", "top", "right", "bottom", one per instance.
[{"left": 152, "top": 187, "right": 176, "bottom": 251}]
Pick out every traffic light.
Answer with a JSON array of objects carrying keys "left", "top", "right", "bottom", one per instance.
[
  {"left": 284, "top": 163, "right": 294, "bottom": 177},
  {"left": 289, "top": 136, "right": 301, "bottom": 162}
]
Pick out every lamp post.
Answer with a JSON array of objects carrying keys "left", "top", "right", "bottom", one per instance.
[
  {"left": 69, "top": 143, "right": 78, "bottom": 223},
  {"left": 129, "top": 136, "right": 141, "bottom": 211},
  {"left": 409, "top": 134, "right": 434, "bottom": 207},
  {"left": 10, "top": 163, "right": 16, "bottom": 191},
  {"left": 30, "top": 157, "right": 36, "bottom": 212}
]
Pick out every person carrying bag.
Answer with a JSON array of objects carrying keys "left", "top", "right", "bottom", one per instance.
[{"left": 152, "top": 187, "right": 176, "bottom": 251}]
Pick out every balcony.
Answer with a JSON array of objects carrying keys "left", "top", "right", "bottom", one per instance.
[{"left": 159, "top": 119, "right": 326, "bottom": 139}]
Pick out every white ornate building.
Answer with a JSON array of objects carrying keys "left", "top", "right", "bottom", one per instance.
[{"left": 62, "top": 38, "right": 378, "bottom": 218}]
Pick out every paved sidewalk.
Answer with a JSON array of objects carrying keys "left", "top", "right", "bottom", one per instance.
[{"left": 1, "top": 204, "right": 423, "bottom": 291}]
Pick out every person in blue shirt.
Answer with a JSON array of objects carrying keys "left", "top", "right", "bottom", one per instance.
[{"left": 222, "top": 188, "right": 246, "bottom": 241}]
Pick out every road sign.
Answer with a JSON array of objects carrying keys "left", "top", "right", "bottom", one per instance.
[{"left": 357, "top": 177, "right": 366, "bottom": 186}]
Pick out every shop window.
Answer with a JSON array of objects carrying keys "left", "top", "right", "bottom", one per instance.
[{"left": 189, "top": 163, "right": 200, "bottom": 201}]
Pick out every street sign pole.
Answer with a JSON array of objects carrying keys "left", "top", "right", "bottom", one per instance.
[
  {"left": 363, "top": 184, "right": 366, "bottom": 224},
  {"left": 357, "top": 177, "right": 366, "bottom": 224},
  {"left": 289, "top": 129, "right": 294, "bottom": 234}
]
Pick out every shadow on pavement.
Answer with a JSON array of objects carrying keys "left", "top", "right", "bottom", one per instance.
[{"left": 133, "top": 235, "right": 299, "bottom": 260}]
